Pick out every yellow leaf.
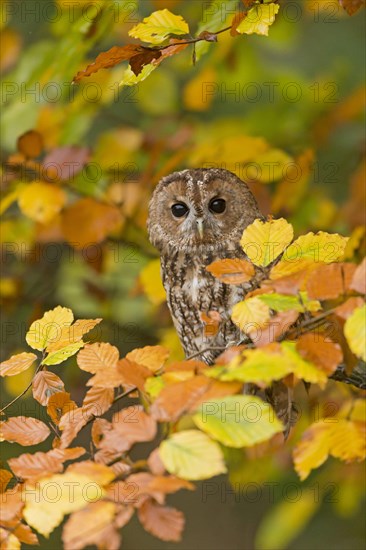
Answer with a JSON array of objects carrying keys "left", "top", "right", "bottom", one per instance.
[
  {"left": 344, "top": 304, "right": 366, "bottom": 361},
  {"left": 236, "top": 3, "right": 280, "bottom": 36},
  {"left": 129, "top": 9, "right": 189, "bottom": 45},
  {"left": 126, "top": 345, "right": 169, "bottom": 372},
  {"left": 18, "top": 182, "right": 66, "bottom": 224},
  {"left": 0, "top": 352, "right": 37, "bottom": 377},
  {"left": 42, "top": 342, "right": 85, "bottom": 366},
  {"left": 281, "top": 341, "right": 328, "bottom": 388},
  {"left": 240, "top": 218, "right": 294, "bottom": 267},
  {"left": 193, "top": 396, "right": 283, "bottom": 448},
  {"left": 231, "top": 297, "right": 271, "bottom": 334},
  {"left": 271, "top": 231, "right": 349, "bottom": 279},
  {"left": 159, "top": 430, "right": 227, "bottom": 480},
  {"left": 26, "top": 306, "right": 74, "bottom": 351},
  {"left": 293, "top": 422, "right": 331, "bottom": 481},
  {"left": 46, "top": 318, "right": 102, "bottom": 353},
  {"left": 140, "top": 259, "right": 166, "bottom": 305},
  {"left": 248, "top": 149, "right": 293, "bottom": 183},
  {"left": 23, "top": 465, "right": 114, "bottom": 537},
  {"left": 120, "top": 63, "right": 158, "bottom": 87},
  {"left": 258, "top": 292, "right": 321, "bottom": 313}
]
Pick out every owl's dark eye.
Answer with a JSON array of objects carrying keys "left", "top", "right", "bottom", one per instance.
[
  {"left": 171, "top": 202, "right": 189, "bottom": 218},
  {"left": 209, "top": 198, "right": 226, "bottom": 214}
]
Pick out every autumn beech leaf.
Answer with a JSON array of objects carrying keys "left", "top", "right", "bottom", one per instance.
[
  {"left": 206, "top": 345, "right": 293, "bottom": 386},
  {"left": 231, "top": 296, "right": 271, "bottom": 334},
  {"left": 23, "top": 464, "right": 114, "bottom": 537},
  {"left": 18, "top": 182, "right": 66, "bottom": 224},
  {"left": 350, "top": 257, "right": 366, "bottom": 294},
  {"left": 139, "top": 259, "right": 166, "bottom": 305},
  {"left": 334, "top": 296, "right": 365, "bottom": 320},
  {"left": 280, "top": 341, "right": 329, "bottom": 388},
  {"left": 0, "top": 528, "right": 20, "bottom": 549},
  {"left": 126, "top": 345, "right": 169, "bottom": 372},
  {"left": 252, "top": 310, "right": 299, "bottom": 348},
  {"left": 193, "top": 395, "right": 283, "bottom": 448},
  {"left": 0, "top": 470, "right": 12, "bottom": 492},
  {"left": 306, "top": 263, "right": 357, "bottom": 300},
  {"left": 99, "top": 406, "right": 157, "bottom": 453},
  {"left": 240, "top": 218, "right": 294, "bottom": 267},
  {"left": 206, "top": 258, "right": 255, "bottom": 284},
  {"left": 138, "top": 499, "right": 185, "bottom": 542},
  {"left": 0, "top": 352, "right": 37, "bottom": 377},
  {"left": 270, "top": 232, "right": 349, "bottom": 279},
  {"left": 128, "top": 9, "right": 189, "bottom": 45},
  {"left": 296, "top": 333, "right": 343, "bottom": 375},
  {"left": 46, "top": 318, "right": 102, "bottom": 353},
  {"left": 344, "top": 304, "right": 366, "bottom": 360},
  {"left": 58, "top": 407, "right": 94, "bottom": 449},
  {"left": 47, "top": 392, "right": 77, "bottom": 425},
  {"left": 32, "top": 370, "right": 65, "bottom": 405},
  {"left": 117, "top": 358, "right": 152, "bottom": 391},
  {"left": 42, "top": 341, "right": 85, "bottom": 366},
  {"left": 26, "top": 306, "right": 74, "bottom": 351},
  {"left": 258, "top": 292, "right": 321, "bottom": 313},
  {"left": 294, "top": 419, "right": 366, "bottom": 480},
  {"left": 62, "top": 501, "right": 118, "bottom": 550},
  {"left": 8, "top": 449, "right": 66, "bottom": 480},
  {"left": 82, "top": 386, "right": 114, "bottom": 417},
  {"left": 73, "top": 44, "right": 146, "bottom": 82},
  {"left": 159, "top": 430, "right": 227, "bottom": 480},
  {"left": 17, "top": 129, "right": 43, "bottom": 158},
  {"left": 77, "top": 342, "right": 119, "bottom": 373},
  {"left": 0, "top": 486, "right": 24, "bottom": 522},
  {"left": 0, "top": 417, "right": 50, "bottom": 446},
  {"left": 236, "top": 3, "right": 280, "bottom": 36}
]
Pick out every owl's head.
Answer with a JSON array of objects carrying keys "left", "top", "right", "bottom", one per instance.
[{"left": 147, "top": 168, "right": 262, "bottom": 253}]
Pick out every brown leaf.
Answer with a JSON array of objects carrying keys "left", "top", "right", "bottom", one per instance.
[
  {"left": 117, "top": 358, "right": 151, "bottom": 391},
  {"left": 147, "top": 448, "right": 166, "bottom": 475},
  {"left": 17, "top": 130, "right": 43, "bottom": 158},
  {"left": 73, "top": 44, "right": 145, "bottom": 82},
  {"left": 263, "top": 269, "right": 309, "bottom": 295},
  {"left": 62, "top": 501, "right": 118, "bottom": 550},
  {"left": 306, "top": 263, "right": 357, "bottom": 300},
  {"left": 0, "top": 520, "right": 38, "bottom": 545},
  {"left": 0, "top": 470, "right": 12, "bottom": 492},
  {"left": 91, "top": 418, "right": 112, "bottom": 448},
  {"left": 47, "top": 391, "right": 77, "bottom": 425},
  {"left": 0, "top": 417, "right": 50, "bottom": 446},
  {"left": 61, "top": 198, "right": 122, "bottom": 249},
  {"left": 48, "top": 447, "right": 86, "bottom": 461},
  {"left": 59, "top": 407, "right": 93, "bottom": 449},
  {"left": 206, "top": 258, "right": 255, "bottom": 284},
  {"left": 297, "top": 333, "right": 343, "bottom": 375},
  {"left": 126, "top": 345, "right": 169, "bottom": 373},
  {"left": 334, "top": 296, "right": 365, "bottom": 320},
  {"left": 0, "top": 352, "right": 37, "bottom": 377},
  {"left": 148, "top": 475, "right": 194, "bottom": 494},
  {"left": 214, "top": 345, "right": 246, "bottom": 365},
  {"left": 339, "top": 0, "right": 365, "bottom": 15},
  {"left": 77, "top": 342, "right": 119, "bottom": 373},
  {"left": 32, "top": 370, "right": 65, "bottom": 405},
  {"left": 350, "top": 257, "right": 366, "bottom": 294},
  {"left": 43, "top": 146, "right": 90, "bottom": 182},
  {"left": 253, "top": 310, "right": 299, "bottom": 347},
  {"left": 138, "top": 499, "right": 185, "bottom": 542},
  {"left": 114, "top": 503, "right": 134, "bottom": 528},
  {"left": 165, "top": 359, "right": 207, "bottom": 373},
  {"left": 8, "top": 450, "right": 63, "bottom": 480},
  {"left": 130, "top": 49, "right": 162, "bottom": 76},
  {"left": 83, "top": 386, "right": 114, "bottom": 416}
]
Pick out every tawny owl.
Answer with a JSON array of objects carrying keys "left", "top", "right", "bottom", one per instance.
[{"left": 147, "top": 168, "right": 264, "bottom": 365}]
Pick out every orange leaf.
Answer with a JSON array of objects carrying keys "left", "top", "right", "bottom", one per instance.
[
  {"left": 206, "top": 258, "right": 255, "bottom": 284},
  {"left": 17, "top": 130, "right": 43, "bottom": 158},
  {"left": 334, "top": 296, "right": 365, "bottom": 320},
  {"left": 254, "top": 310, "right": 299, "bottom": 348},
  {"left": 0, "top": 520, "right": 38, "bottom": 545},
  {"left": 0, "top": 470, "right": 12, "bottom": 492},
  {"left": 99, "top": 406, "right": 157, "bottom": 453},
  {"left": 339, "top": 0, "right": 365, "bottom": 15},
  {"left": 8, "top": 450, "right": 64, "bottom": 480},
  {"left": 126, "top": 345, "right": 169, "bottom": 373},
  {"left": 77, "top": 342, "right": 119, "bottom": 373},
  {"left": 0, "top": 417, "right": 50, "bottom": 446},
  {"left": 138, "top": 499, "right": 184, "bottom": 542},
  {"left": 61, "top": 198, "right": 122, "bottom": 249},
  {"left": 117, "top": 358, "right": 151, "bottom": 391},
  {"left": 200, "top": 311, "right": 221, "bottom": 337},
  {"left": 306, "top": 263, "right": 357, "bottom": 300},
  {"left": 83, "top": 386, "right": 114, "bottom": 416},
  {"left": 59, "top": 408, "right": 92, "bottom": 449},
  {"left": 296, "top": 333, "right": 343, "bottom": 375},
  {"left": 0, "top": 487, "right": 24, "bottom": 521},
  {"left": 350, "top": 257, "right": 366, "bottom": 294},
  {"left": 47, "top": 392, "right": 77, "bottom": 425},
  {"left": 0, "top": 352, "right": 37, "bottom": 377},
  {"left": 32, "top": 370, "right": 65, "bottom": 405}
]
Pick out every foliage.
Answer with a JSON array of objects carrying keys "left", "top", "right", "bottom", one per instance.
[{"left": 1, "top": 1, "right": 365, "bottom": 549}]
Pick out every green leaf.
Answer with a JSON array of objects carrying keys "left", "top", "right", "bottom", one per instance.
[
  {"left": 144, "top": 376, "right": 166, "bottom": 398},
  {"left": 193, "top": 396, "right": 283, "bottom": 448},
  {"left": 258, "top": 292, "right": 321, "bottom": 313},
  {"left": 43, "top": 342, "right": 85, "bottom": 366},
  {"left": 159, "top": 430, "right": 227, "bottom": 480}
]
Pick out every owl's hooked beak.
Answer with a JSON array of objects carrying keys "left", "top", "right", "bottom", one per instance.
[{"left": 196, "top": 218, "right": 204, "bottom": 239}]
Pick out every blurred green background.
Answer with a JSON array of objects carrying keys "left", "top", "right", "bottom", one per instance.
[{"left": 1, "top": 0, "right": 365, "bottom": 548}]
